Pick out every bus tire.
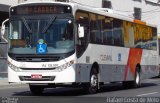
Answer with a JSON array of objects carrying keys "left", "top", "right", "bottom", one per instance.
[
  {"left": 133, "top": 67, "right": 141, "bottom": 88},
  {"left": 122, "top": 81, "right": 131, "bottom": 88},
  {"left": 123, "top": 67, "right": 141, "bottom": 88},
  {"left": 29, "top": 84, "right": 44, "bottom": 95},
  {"left": 87, "top": 68, "right": 98, "bottom": 94}
]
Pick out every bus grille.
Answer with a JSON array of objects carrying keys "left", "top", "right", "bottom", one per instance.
[
  {"left": 15, "top": 56, "right": 60, "bottom": 62},
  {"left": 8, "top": 51, "right": 74, "bottom": 62},
  {"left": 19, "top": 76, "right": 55, "bottom": 81},
  {"left": 20, "top": 68, "right": 56, "bottom": 70}
]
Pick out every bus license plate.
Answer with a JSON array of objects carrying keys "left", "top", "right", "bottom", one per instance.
[{"left": 31, "top": 74, "right": 42, "bottom": 79}]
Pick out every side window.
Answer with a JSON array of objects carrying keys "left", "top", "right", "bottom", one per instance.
[
  {"left": 75, "top": 11, "right": 89, "bottom": 58},
  {"left": 134, "top": 24, "right": 157, "bottom": 50},
  {"left": 90, "top": 14, "right": 104, "bottom": 44},
  {"left": 134, "top": 24, "right": 142, "bottom": 48},
  {"left": 96, "top": 15, "right": 104, "bottom": 44},
  {"left": 123, "top": 21, "right": 134, "bottom": 47},
  {"left": 150, "top": 27, "right": 157, "bottom": 50},
  {"left": 103, "top": 17, "right": 113, "bottom": 45},
  {"left": 90, "top": 13, "right": 97, "bottom": 43},
  {"left": 141, "top": 25, "right": 152, "bottom": 49},
  {"left": 113, "top": 19, "right": 123, "bottom": 46},
  {"left": 76, "top": 11, "right": 89, "bottom": 45}
]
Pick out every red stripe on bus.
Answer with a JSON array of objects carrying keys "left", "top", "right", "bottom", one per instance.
[
  {"left": 124, "top": 48, "right": 143, "bottom": 81},
  {"left": 124, "top": 49, "right": 131, "bottom": 81}
]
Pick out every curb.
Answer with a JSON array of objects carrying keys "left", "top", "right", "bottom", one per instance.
[
  {"left": 0, "top": 85, "right": 28, "bottom": 89},
  {"left": 0, "top": 83, "right": 28, "bottom": 89},
  {"left": 0, "top": 78, "right": 28, "bottom": 88}
]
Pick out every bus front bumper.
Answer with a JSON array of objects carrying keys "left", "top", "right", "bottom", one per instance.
[{"left": 8, "top": 65, "right": 77, "bottom": 84}]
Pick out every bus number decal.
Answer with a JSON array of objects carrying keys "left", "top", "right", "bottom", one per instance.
[{"left": 42, "top": 64, "right": 58, "bottom": 68}]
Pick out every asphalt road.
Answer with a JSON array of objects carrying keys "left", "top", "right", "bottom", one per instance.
[{"left": 0, "top": 78, "right": 160, "bottom": 103}]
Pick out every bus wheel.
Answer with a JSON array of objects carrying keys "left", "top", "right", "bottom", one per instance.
[
  {"left": 122, "top": 81, "right": 131, "bottom": 88},
  {"left": 133, "top": 68, "right": 141, "bottom": 88},
  {"left": 87, "top": 68, "right": 98, "bottom": 94},
  {"left": 123, "top": 67, "right": 141, "bottom": 88},
  {"left": 29, "top": 84, "right": 44, "bottom": 95}
]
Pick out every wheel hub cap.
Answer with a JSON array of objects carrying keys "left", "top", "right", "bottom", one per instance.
[{"left": 91, "top": 75, "right": 97, "bottom": 87}]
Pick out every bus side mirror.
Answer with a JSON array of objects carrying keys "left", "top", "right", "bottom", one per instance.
[
  {"left": 78, "top": 24, "right": 84, "bottom": 38},
  {"left": 1, "top": 19, "right": 9, "bottom": 42}
]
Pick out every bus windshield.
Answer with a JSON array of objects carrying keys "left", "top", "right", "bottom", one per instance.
[{"left": 9, "top": 17, "right": 74, "bottom": 54}]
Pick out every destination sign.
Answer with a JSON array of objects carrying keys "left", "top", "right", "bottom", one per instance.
[{"left": 10, "top": 4, "right": 72, "bottom": 15}]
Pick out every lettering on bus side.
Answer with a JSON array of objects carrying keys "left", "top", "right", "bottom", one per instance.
[{"left": 100, "top": 55, "right": 112, "bottom": 62}]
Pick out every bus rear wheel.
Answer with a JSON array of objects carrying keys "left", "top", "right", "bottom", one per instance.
[
  {"left": 29, "top": 84, "right": 44, "bottom": 95},
  {"left": 123, "top": 67, "right": 141, "bottom": 88},
  {"left": 133, "top": 68, "right": 141, "bottom": 87}
]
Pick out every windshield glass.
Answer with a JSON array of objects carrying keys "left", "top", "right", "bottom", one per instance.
[{"left": 9, "top": 17, "right": 74, "bottom": 54}]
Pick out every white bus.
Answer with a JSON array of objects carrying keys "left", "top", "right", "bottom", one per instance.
[{"left": 1, "top": 1, "right": 159, "bottom": 94}]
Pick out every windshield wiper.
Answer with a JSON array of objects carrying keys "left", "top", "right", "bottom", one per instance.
[
  {"left": 42, "top": 16, "right": 57, "bottom": 33},
  {"left": 21, "top": 17, "right": 32, "bottom": 33}
]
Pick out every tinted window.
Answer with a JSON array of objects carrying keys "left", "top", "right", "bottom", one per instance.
[
  {"left": 113, "top": 19, "right": 123, "bottom": 46},
  {"left": 103, "top": 17, "right": 113, "bottom": 45},
  {"left": 90, "top": 13, "right": 97, "bottom": 43},
  {"left": 76, "top": 11, "right": 89, "bottom": 57}
]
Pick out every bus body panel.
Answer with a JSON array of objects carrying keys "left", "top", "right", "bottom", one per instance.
[{"left": 77, "top": 44, "right": 159, "bottom": 83}]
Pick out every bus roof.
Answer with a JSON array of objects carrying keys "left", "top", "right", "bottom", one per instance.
[
  {"left": 11, "top": 1, "right": 156, "bottom": 28},
  {"left": 75, "top": 3, "right": 156, "bottom": 27}
]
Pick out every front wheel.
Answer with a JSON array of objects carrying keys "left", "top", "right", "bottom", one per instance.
[{"left": 86, "top": 69, "right": 98, "bottom": 94}]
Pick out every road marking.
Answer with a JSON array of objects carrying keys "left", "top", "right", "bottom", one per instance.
[{"left": 137, "top": 92, "right": 158, "bottom": 97}]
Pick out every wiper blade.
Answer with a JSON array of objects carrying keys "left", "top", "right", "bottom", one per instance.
[
  {"left": 42, "top": 16, "right": 57, "bottom": 33},
  {"left": 21, "top": 17, "right": 32, "bottom": 33}
]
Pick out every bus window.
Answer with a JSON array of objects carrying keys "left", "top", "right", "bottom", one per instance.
[
  {"left": 123, "top": 21, "right": 134, "bottom": 47},
  {"left": 141, "top": 25, "right": 152, "bottom": 49},
  {"left": 10, "top": 21, "right": 21, "bottom": 39},
  {"left": 90, "top": 13, "right": 97, "bottom": 43},
  {"left": 96, "top": 15, "right": 104, "bottom": 44},
  {"left": 75, "top": 11, "right": 89, "bottom": 57},
  {"left": 103, "top": 17, "right": 113, "bottom": 45},
  {"left": 134, "top": 24, "right": 142, "bottom": 48},
  {"left": 76, "top": 11, "right": 89, "bottom": 42},
  {"left": 113, "top": 19, "right": 123, "bottom": 46},
  {"left": 150, "top": 27, "right": 157, "bottom": 50}
]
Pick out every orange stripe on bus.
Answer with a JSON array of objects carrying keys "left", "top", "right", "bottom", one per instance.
[
  {"left": 124, "top": 48, "right": 143, "bottom": 81},
  {"left": 134, "top": 19, "right": 146, "bottom": 25}
]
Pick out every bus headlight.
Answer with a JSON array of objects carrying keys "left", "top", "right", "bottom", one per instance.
[
  {"left": 8, "top": 62, "right": 21, "bottom": 72},
  {"left": 55, "top": 60, "right": 75, "bottom": 72}
]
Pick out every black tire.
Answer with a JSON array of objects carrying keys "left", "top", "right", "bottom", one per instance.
[
  {"left": 123, "top": 81, "right": 131, "bottom": 89},
  {"left": 29, "top": 84, "right": 44, "bottom": 95},
  {"left": 86, "top": 68, "right": 98, "bottom": 94},
  {"left": 133, "top": 68, "right": 141, "bottom": 88},
  {"left": 123, "top": 67, "right": 141, "bottom": 88}
]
